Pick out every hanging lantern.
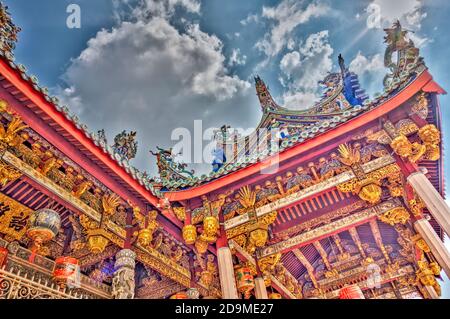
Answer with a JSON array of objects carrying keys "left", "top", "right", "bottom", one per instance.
[
  {"left": 339, "top": 285, "right": 365, "bottom": 299},
  {"left": 203, "top": 216, "right": 219, "bottom": 238},
  {"left": 186, "top": 288, "right": 200, "bottom": 299},
  {"left": 235, "top": 266, "right": 255, "bottom": 299},
  {"left": 27, "top": 208, "right": 61, "bottom": 252},
  {"left": 53, "top": 256, "right": 79, "bottom": 289},
  {"left": 0, "top": 247, "right": 8, "bottom": 267},
  {"left": 86, "top": 228, "right": 109, "bottom": 254},
  {"left": 137, "top": 228, "right": 153, "bottom": 247},
  {"left": 182, "top": 224, "right": 197, "bottom": 245},
  {"left": 170, "top": 292, "right": 188, "bottom": 299},
  {"left": 195, "top": 238, "right": 209, "bottom": 254},
  {"left": 269, "top": 293, "right": 282, "bottom": 299}
]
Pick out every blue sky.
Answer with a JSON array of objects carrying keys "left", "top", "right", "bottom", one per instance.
[{"left": 3, "top": 0, "right": 450, "bottom": 297}]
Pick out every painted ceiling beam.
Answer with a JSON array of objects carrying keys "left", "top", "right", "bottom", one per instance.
[
  {"left": 256, "top": 199, "right": 403, "bottom": 258},
  {"left": 292, "top": 248, "right": 319, "bottom": 289},
  {"left": 369, "top": 219, "right": 392, "bottom": 264},
  {"left": 313, "top": 241, "right": 332, "bottom": 271},
  {"left": 348, "top": 226, "right": 367, "bottom": 259}
]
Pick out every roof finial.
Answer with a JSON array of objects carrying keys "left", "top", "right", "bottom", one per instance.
[
  {"left": 0, "top": 1, "right": 21, "bottom": 54},
  {"left": 338, "top": 53, "right": 346, "bottom": 76},
  {"left": 254, "top": 75, "right": 280, "bottom": 112}
]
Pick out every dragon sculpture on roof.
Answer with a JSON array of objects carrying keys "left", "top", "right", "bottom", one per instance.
[
  {"left": 0, "top": 2, "right": 21, "bottom": 54},
  {"left": 383, "top": 20, "right": 422, "bottom": 88},
  {"left": 150, "top": 146, "right": 194, "bottom": 187}
]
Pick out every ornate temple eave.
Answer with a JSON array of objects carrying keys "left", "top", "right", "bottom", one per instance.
[
  {"left": 0, "top": 58, "right": 159, "bottom": 206},
  {"left": 0, "top": 237, "right": 112, "bottom": 299},
  {"left": 421, "top": 79, "right": 446, "bottom": 95},
  {"left": 0, "top": 57, "right": 185, "bottom": 235},
  {"left": 164, "top": 69, "right": 443, "bottom": 201},
  {"left": 223, "top": 155, "right": 396, "bottom": 232},
  {"left": 2, "top": 150, "right": 126, "bottom": 240},
  {"left": 1, "top": 147, "right": 193, "bottom": 254}
]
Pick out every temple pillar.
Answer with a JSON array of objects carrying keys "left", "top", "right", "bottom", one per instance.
[
  {"left": 254, "top": 277, "right": 268, "bottom": 299},
  {"left": 414, "top": 218, "right": 450, "bottom": 278},
  {"left": 217, "top": 246, "right": 239, "bottom": 299},
  {"left": 407, "top": 171, "right": 450, "bottom": 235},
  {"left": 112, "top": 249, "right": 136, "bottom": 299}
]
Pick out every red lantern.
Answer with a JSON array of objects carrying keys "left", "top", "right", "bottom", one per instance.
[
  {"left": 235, "top": 266, "right": 255, "bottom": 299},
  {"left": 53, "top": 257, "right": 79, "bottom": 289},
  {"left": 170, "top": 292, "right": 188, "bottom": 299},
  {"left": 339, "top": 285, "right": 365, "bottom": 299},
  {"left": 0, "top": 247, "right": 7, "bottom": 268}
]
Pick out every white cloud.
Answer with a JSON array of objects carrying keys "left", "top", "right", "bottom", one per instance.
[
  {"left": 129, "top": 0, "right": 201, "bottom": 19},
  {"left": 240, "top": 13, "right": 259, "bottom": 26},
  {"left": 279, "top": 30, "right": 333, "bottom": 109},
  {"left": 256, "top": 0, "right": 329, "bottom": 57},
  {"left": 73, "top": 20, "right": 249, "bottom": 101},
  {"left": 407, "top": 32, "right": 430, "bottom": 48},
  {"left": 406, "top": 9, "right": 427, "bottom": 27},
  {"left": 366, "top": 0, "right": 425, "bottom": 27},
  {"left": 349, "top": 51, "right": 384, "bottom": 76},
  {"left": 282, "top": 91, "right": 319, "bottom": 109},
  {"left": 348, "top": 51, "right": 386, "bottom": 97},
  {"left": 280, "top": 51, "right": 301, "bottom": 76},
  {"left": 286, "top": 38, "right": 296, "bottom": 50},
  {"left": 58, "top": 0, "right": 255, "bottom": 174},
  {"left": 228, "top": 48, "right": 247, "bottom": 67}
]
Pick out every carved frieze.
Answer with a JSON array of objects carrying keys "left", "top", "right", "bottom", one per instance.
[{"left": 224, "top": 155, "right": 395, "bottom": 231}]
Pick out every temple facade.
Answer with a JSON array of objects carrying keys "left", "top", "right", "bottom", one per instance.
[{"left": 0, "top": 3, "right": 449, "bottom": 299}]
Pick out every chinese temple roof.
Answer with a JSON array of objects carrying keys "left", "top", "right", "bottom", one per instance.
[
  {"left": 0, "top": 12, "right": 445, "bottom": 200},
  {"left": 158, "top": 23, "right": 445, "bottom": 193},
  {"left": 0, "top": 4, "right": 448, "bottom": 299},
  {"left": 0, "top": 49, "right": 162, "bottom": 199}
]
